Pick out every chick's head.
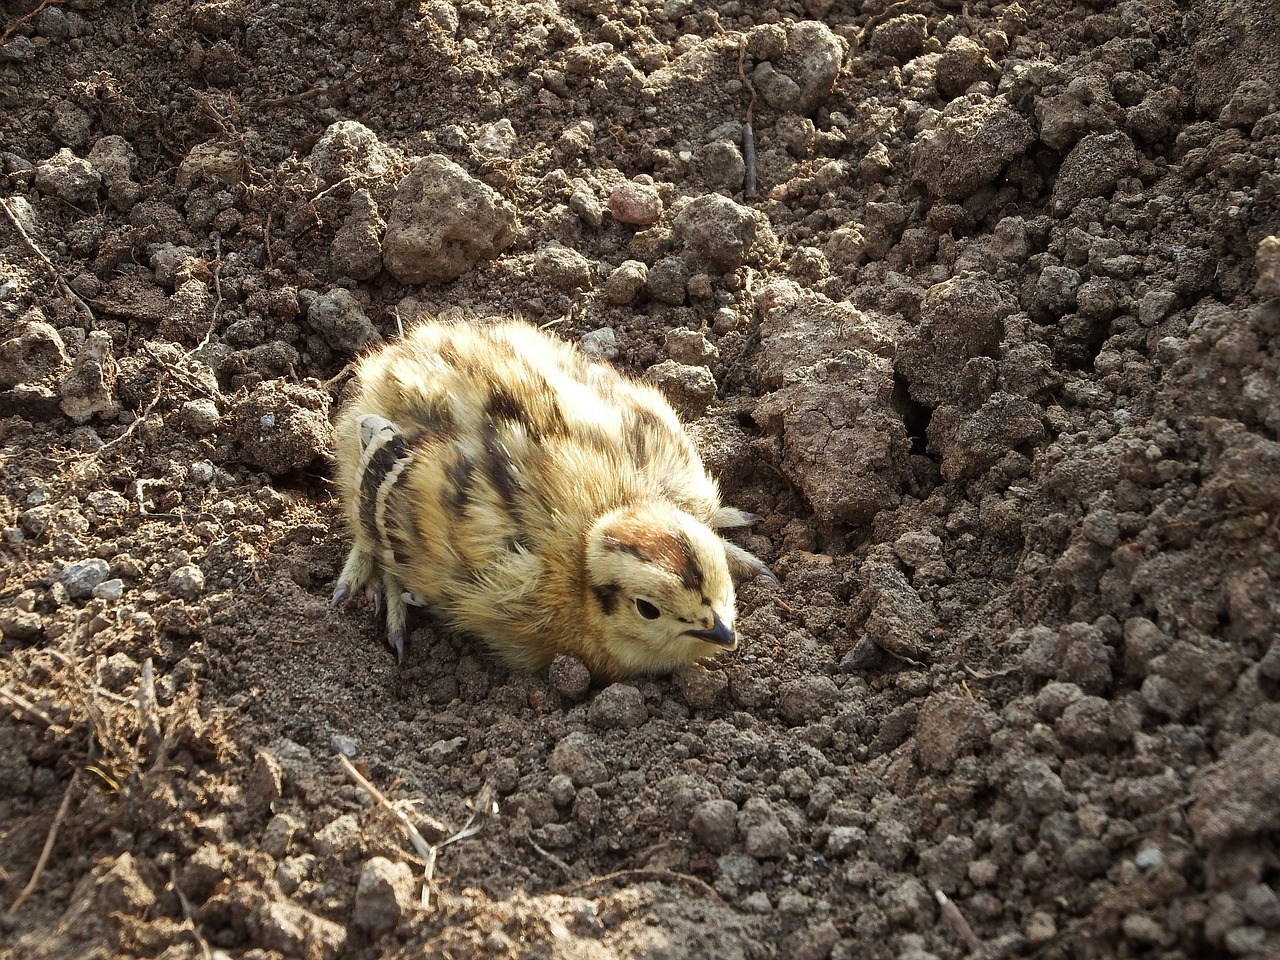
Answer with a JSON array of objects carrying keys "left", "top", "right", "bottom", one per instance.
[{"left": 585, "top": 502, "right": 737, "bottom": 674}]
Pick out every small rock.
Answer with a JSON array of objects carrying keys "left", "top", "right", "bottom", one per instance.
[
  {"left": 60, "top": 558, "right": 110, "bottom": 600},
  {"left": 244, "top": 749, "right": 284, "bottom": 820},
  {"left": 168, "top": 564, "right": 205, "bottom": 600},
  {"left": 1014, "top": 759, "right": 1067, "bottom": 815},
  {"left": 383, "top": 154, "right": 517, "bottom": 284},
  {"left": 180, "top": 397, "right": 221, "bottom": 434},
  {"left": 255, "top": 898, "right": 347, "bottom": 960},
  {"left": 737, "top": 797, "right": 790, "bottom": 859},
  {"left": 59, "top": 331, "right": 120, "bottom": 424},
  {"left": 548, "top": 654, "right": 591, "bottom": 700},
  {"left": 34, "top": 147, "right": 101, "bottom": 204},
  {"left": 548, "top": 731, "right": 606, "bottom": 786},
  {"left": 587, "top": 683, "right": 647, "bottom": 729},
  {"left": 642, "top": 360, "right": 716, "bottom": 418},
  {"left": 608, "top": 180, "right": 663, "bottom": 225},
  {"left": 911, "top": 96, "right": 1035, "bottom": 201},
  {"left": 674, "top": 663, "right": 728, "bottom": 708},
  {"left": 353, "top": 856, "right": 415, "bottom": 936},
  {"left": 1190, "top": 731, "right": 1280, "bottom": 847},
  {"left": 664, "top": 328, "right": 718, "bottom": 367},
  {"left": 645, "top": 257, "right": 689, "bottom": 305},
  {"left": 690, "top": 798, "right": 738, "bottom": 853},
  {"left": 330, "top": 189, "right": 386, "bottom": 281},
  {"left": 777, "top": 676, "right": 839, "bottom": 726},
  {"left": 309, "top": 120, "right": 399, "bottom": 187},
  {"left": 92, "top": 578, "right": 125, "bottom": 601},
  {"left": 313, "top": 813, "right": 363, "bottom": 860},
  {"left": 672, "top": 194, "right": 778, "bottom": 271},
  {"left": 0, "top": 319, "right": 69, "bottom": 389},
  {"left": 604, "top": 261, "right": 648, "bottom": 304},
  {"left": 578, "top": 327, "right": 619, "bottom": 360},
  {"left": 230, "top": 381, "right": 333, "bottom": 474},
  {"left": 535, "top": 242, "right": 593, "bottom": 291},
  {"left": 307, "top": 288, "right": 381, "bottom": 355}
]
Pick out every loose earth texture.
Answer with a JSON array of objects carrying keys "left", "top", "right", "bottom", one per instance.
[{"left": 1, "top": 2, "right": 1278, "bottom": 959}]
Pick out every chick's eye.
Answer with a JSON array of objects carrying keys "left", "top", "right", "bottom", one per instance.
[{"left": 635, "top": 598, "right": 661, "bottom": 620}]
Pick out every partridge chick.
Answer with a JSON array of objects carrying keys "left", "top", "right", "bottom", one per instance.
[{"left": 332, "top": 319, "right": 772, "bottom": 679}]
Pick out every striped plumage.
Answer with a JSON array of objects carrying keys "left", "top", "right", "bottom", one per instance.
[{"left": 332, "top": 319, "right": 771, "bottom": 679}]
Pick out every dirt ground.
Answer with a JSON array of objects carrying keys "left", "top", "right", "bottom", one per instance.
[{"left": 1, "top": 0, "right": 1278, "bottom": 957}]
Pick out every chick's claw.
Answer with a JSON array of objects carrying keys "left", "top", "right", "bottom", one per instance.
[{"left": 387, "top": 630, "right": 406, "bottom": 663}]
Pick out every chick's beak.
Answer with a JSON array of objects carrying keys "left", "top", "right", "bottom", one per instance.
[{"left": 686, "top": 611, "right": 736, "bottom": 649}]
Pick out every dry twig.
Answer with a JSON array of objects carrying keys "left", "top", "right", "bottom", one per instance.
[
  {"left": 8, "top": 770, "right": 81, "bottom": 914},
  {"left": 935, "top": 888, "right": 984, "bottom": 954},
  {"left": 338, "top": 755, "right": 495, "bottom": 911},
  {"left": 0, "top": 195, "right": 96, "bottom": 324},
  {"left": 0, "top": 686, "right": 56, "bottom": 728},
  {"left": 736, "top": 37, "right": 759, "bottom": 199},
  {"left": 565, "top": 868, "right": 722, "bottom": 901}
]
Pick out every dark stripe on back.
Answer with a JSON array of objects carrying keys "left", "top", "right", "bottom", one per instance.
[
  {"left": 407, "top": 398, "right": 454, "bottom": 441},
  {"left": 482, "top": 420, "right": 522, "bottom": 513},
  {"left": 446, "top": 451, "right": 475, "bottom": 511}
]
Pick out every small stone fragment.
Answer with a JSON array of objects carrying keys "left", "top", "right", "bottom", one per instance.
[
  {"left": 331, "top": 189, "right": 386, "bottom": 281},
  {"left": 578, "top": 327, "right": 619, "bottom": 360},
  {"left": 548, "top": 731, "right": 607, "bottom": 786},
  {"left": 690, "top": 798, "right": 739, "bottom": 852},
  {"left": 307, "top": 288, "right": 381, "bottom": 355},
  {"left": 604, "top": 260, "right": 648, "bottom": 304},
  {"left": 383, "top": 154, "right": 517, "bottom": 284},
  {"left": 737, "top": 798, "right": 790, "bottom": 859},
  {"left": 0, "top": 319, "right": 68, "bottom": 389},
  {"left": 309, "top": 120, "right": 399, "bottom": 187},
  {"left": 549, "top": 654, "right": 591, "bottom": 701},
  {"left": 608, "top": 180, "right": 663, "bottom": 225},
  {"left": 168, "top": 564, "right": 205, "bottom": 600},
  {"left": 587, "top": 683, "right": 647, "bottom": 729},
  {"left": 60, "top": 558, "right": 110, "bottom": 600},
  {"left": 911, "top": 96, "right": 1035, "bottom": 201},
  {"left": 642, "top": 359, "right": 717, "bottom": 418},
  {"left": 353, "top": 856, "right": 415, "bottom": 936},
  {"left": 777, "top": 676, "right": 839, "bottom": 725},
  {"left": 672, "top": 194, "right": 778, "bottom": 271},
  {"left": 230, "top": 381, "right": 333, "bottom": 474},
  {"left": 34, "top": 147, "right": 101, "bottom": 203},
  {"left": 535, "top": 242, "right": 593, "bottom": 291},
  {"left": 59, "top": 331, "right": 120, "bottom": 424}
]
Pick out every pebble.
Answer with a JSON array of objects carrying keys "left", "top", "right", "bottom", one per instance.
[
  {"left": 690, "top": 798, "right": 738, "bottom": 852},
  {"left": 60, "top": 557, "right": 110, "bottom": 600},
  {"left": 608, "top": 180, "right": 662, "bottom": 225},
  {"left": 778, "top": 676, "right": 840, "bottom": 726},
  {"left": 313, "top": 813, "right": 363, "bottom": 859},
  {"left": 307, "top": 288, "right": 381, "bottom": 355},
  {"left": 91, "top": 578, "right": 124, "bottom": 601},
  {"left": 34, "top": 147, "right": 101, "bottom": 204},
  {"left": 352, "top": 856, "right": 414, "bottom": 936},
  {"left": 587, "top": 683, "right": 647, "bottom": 729},
  {"left": 548, "top": 653, "right": 591, "bottom": 700},
  {"left": 737, "top": 798, "right": 790, "bottom": 859},
  {"left": 548, "top": 731, "right": 606, "bottom": 786},
  {"left": 604, "top": 260, "right": 648, "bottom": 304},
  {"left": 168, "top": 563, "right": 205, "bottom": 600},
  {"left": 382, "top": 154, "right": 516, "bottom": 284}
]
